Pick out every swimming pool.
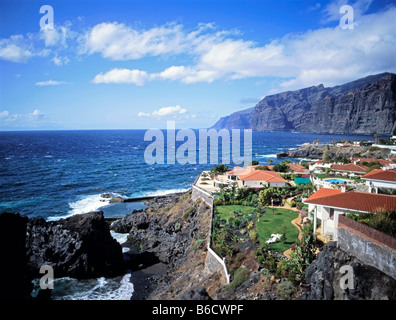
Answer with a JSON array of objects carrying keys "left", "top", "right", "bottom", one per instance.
[{"left": 324, "top": 178, "right": 350, "bottom": 184}]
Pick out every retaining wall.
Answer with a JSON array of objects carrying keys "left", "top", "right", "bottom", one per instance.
[
  {"left": 191, "top": 183, "right": 231, "bottom": 284},
  {"left": 338, "top": 215, "right": 396, "bottom": 279}
]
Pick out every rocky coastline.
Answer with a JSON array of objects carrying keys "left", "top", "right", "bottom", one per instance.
[
  {"left": 276, "top": 143, "right": 391, "bottom": 160},
  {"left": 2, "top": 190, "right": 395, "bottom": 300}
]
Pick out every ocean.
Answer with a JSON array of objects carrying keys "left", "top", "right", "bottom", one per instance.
[{"left": 0, "top": 129, "right": 372, "bottom": 299}]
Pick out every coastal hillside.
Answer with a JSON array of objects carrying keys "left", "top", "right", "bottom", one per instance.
[{"left": 211, "top": 72, "right": 396, "bottom": 135}]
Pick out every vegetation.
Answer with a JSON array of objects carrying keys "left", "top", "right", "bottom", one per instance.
[
  {"left": 277, "top": 280, "right": 297, "bottom": 300},
  {"left": 210, "top": 164, "right": 229, "bottom": 175},
  {"left": 256, "top": 208, "right": 299, "bottom": 252},
  {"left": 225, "top": 267, "right": 250, "bottom": 291},
  {"left": 346, "top": 209, "right": 396, "bottom": 237}
]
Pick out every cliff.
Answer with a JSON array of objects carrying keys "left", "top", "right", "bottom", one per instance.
[
  {"left": 211, "top": 107, "right": 254, "bottom": 130},
  {"left": 211, "top": 72, "right": 396, "bottom": 135}
]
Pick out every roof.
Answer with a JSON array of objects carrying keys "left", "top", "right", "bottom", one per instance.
[
  {"left": 238, "top": 170, "right": 287, "bottom": 183},
  {"left": 362, "top": 169, "right": 396, "bottom": 182},
  {"left": 287, "top": 163, "right": 308, "bottom": 173},
  {"left": 352, "top": 158, "right": 394, "bottom": 167},
  {"left": 330, "top": 163, "right": 368, "bottom": 173},
  {"left": 304, "top": 188, "right": 342, "bottom": 201},
  {"left": 304, "top": 188, "right": 396, "bottom": 213}
]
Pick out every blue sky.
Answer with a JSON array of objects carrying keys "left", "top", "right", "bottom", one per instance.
[{"left": 0, "top": 0, "right": 395, "bottom": 130}]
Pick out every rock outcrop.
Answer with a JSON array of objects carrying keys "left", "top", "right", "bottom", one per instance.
[
  {"left": 26, "top": 211, "right": 125, "bottom": 280},
  {"left": 211, "top": 72, "right": 396, "bottom": 135},
  {"left": 303, "top": 242, "right": 396, "bottom": 300},
  {"left": 276, "top": 144, "right": 391, "bottom": 159},
  {"left": 0, "top": 212, "right": 32, "bottom": 300}
]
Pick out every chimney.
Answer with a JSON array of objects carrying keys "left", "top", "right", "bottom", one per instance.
[{"left": 341, "top": 182, "right": 346, "bottom": 193}]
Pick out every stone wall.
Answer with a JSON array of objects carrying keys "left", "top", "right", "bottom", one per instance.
[{"left": 338, "top": 215, "right": 396, "bottom": 279}]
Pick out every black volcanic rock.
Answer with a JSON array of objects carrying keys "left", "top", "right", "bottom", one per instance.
[
  {"left": 0, "top": 212, "right": 32, "bottom": 300},
  {"left": 304, "top": 242, "right": 396, "bottom": 300},
  {"left": 210, "top": 72, "right": 396, "bottom": 135},
  {"left": 26, "top": 211, "right": 125, "bottom": 280}
]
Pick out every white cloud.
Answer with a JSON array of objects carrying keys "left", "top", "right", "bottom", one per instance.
[
  {"left": 137, "top": 105, "right": 188, "bottom": 118},
  {"left": 35, "top": 80, "right": 68, "bottom": 86},
  {"left": 52, "top": 55, "right": 69, "bottom": 66},
  {"left": 0, "top": 109, "right": 47, "bottom": 127},
  {"left": 0, "top": 35, "right": 33, "bottom": 63},
  {"left": 81, "top": 22, "right": 188, "bottom": 60},
  {"left": 92, "top": 68, "right": 149, "bottom": 86}
]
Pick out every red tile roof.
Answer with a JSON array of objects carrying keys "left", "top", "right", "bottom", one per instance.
[
  {"left": 238, "top": 170, "right": 287, "bottom": 183},
  {"left": 304, "top": 188, "right": 342, "bottom": 202},
  {"left": 305, "top": 189, "right": 396, "bottom": 213},
  {"left": 362, "top": 169, "right": 396, "bottom": 182},
  {"left": 287, "top": 163, "right": 308, "bottom": 173},
  {"left": 331, "top": 163, "right": 368, "bottom": 173}
]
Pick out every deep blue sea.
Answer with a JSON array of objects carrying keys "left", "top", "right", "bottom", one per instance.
[
  {"left": 0, "top": 130, "right": 373, "bottom": 220},
  {"left": 0, "top": 129, "right": 372, "bottom": 299}
]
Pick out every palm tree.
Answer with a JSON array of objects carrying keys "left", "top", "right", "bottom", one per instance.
[
  {"left": 267, "top": 158, "right": 273, "bottom": 166},
  {"left": 374, "top": 133, "right": 381, "bottom": 144}
]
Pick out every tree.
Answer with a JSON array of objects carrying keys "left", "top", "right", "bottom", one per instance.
[
  {"left": 258, "top": 187, "right": 274, "bottom": 206},
  {"left": 374, "top": 133, "right": 381, "bottom": 144},
  {"left": 267, "top": 158, "right": 274, "bottom": 165},
  {"left": 210, "top": 164, "right": 229, "bottom": 175},
  {"left": 322, "top": 145, "right": 332, "bottom": 163}
]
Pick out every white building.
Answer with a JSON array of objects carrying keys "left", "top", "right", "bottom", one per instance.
[
  {"left": 304, "top": 187, "right": 396, "bottom": 240},
  {"left": 361, "top": 169, "right": 396, "bottom": 193}
]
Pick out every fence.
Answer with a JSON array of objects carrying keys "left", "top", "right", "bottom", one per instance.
[{"left": 338, "top": 215, "right": 396, "bottom": 279}]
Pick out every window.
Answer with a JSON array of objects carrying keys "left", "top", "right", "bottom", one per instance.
[{"left": 329, "top": 208, "right": 335, "bottom": 220}]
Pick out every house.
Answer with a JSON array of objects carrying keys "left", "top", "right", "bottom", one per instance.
[
  {"left": 361, "top": 169, "right": 396, "bottom": 193},
  {"left": 330, "top": 163, "right": 368, "bottom": 176},
  {"left": 226, "top": 166, "right": 287, "bottom": 188},
  {"left": 238, "top": 170, "right": 288, "bottom": 188},
  {"left": 287, "top": 163, "right": 310, "bottom": 175},
  {"left": 352, "top": 157, "right": 396, "bottom": 169},
  {"left": 304, "top": 187, "right": 396, "bottom": 240}
]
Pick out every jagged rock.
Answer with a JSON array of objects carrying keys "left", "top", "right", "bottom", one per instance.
[
  {"left": 304, "top": 242, "right": 396, "bottom": 300},
  {"left": 178, "top": 288, "right": 212, "bottom": 300},
  {"left": 110, "top": 209, "right": 149, "bottom": 233},
  {"left": 26, "top": 211, "right": 125, "bottom": 280}
]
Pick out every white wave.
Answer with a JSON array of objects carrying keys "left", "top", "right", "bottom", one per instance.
[
  {"left": 45, "top": 273, "right": 134, "bottom": 300},
  {"left": 255, "top": 154, "right": 277, "bottom": 158},
  {"left": 110, "top": 230, "right": 128, "bottom": 245},
  {"left": 47, "top": 193, "right": 120, "bottom": 221}
]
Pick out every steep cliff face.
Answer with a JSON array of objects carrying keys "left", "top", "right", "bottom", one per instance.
[
  {"left": 211, "top": 73, "right": 396, "bottom": 135},
  {"left": 211, "top": 107, "right": 254, "bottom": 130}
]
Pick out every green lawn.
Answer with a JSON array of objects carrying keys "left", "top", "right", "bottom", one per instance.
[
  {"left": 216, "top": 205, "right": 256, "bottom": 224},
  {"left": 256, "top": 208, "right": 299, "bottom": 252},
  {"left": 215, "top": 205, "right": 299, "bottom": 253}
]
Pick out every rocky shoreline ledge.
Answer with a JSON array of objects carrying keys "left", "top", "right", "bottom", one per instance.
[
  {"left": 2, "top": 190, "right": 395, "bottom": 300},
  {"left": 277, "top": 143, "right": 391, "bottom": 159}
]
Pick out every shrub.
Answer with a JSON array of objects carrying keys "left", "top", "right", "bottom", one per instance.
[
  {"left": 249, "top": 229, "right": 257, "bottom": 241},
  {"left": 277, "top": 280, "right": 297, "bottom": 300},
  {"left": 183, "top": 207, "right": 194, "bottom": 219},
  {"left": 226, "top": 267, "right": 250, "bottom": 291}
]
